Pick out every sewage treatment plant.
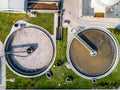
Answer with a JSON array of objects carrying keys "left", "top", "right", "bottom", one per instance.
[
  {"left": 4, "top": 21, "right": 56, "bottom": 78},
  {"left": 67, "top": 27, "right": 119, "bottom": 80}
]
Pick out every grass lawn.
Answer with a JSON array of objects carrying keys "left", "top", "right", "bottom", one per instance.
[
  {"left": 0, "top": 13, "right": 120, "bottom": 89},
  {"left": 95, "top": 28, "right": 120, "bottom": 89},
  {"left": 0, "top": 13, "right": 54, "bottom": 42},
  {"left": 109, "top": 28, "right": 120, "bottom": 44},
  {"left": 6, "top": 28, "right": 92, "bottom": 89}
]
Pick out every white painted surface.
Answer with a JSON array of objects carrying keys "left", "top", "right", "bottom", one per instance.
[
  {"left": 97, "top": 0, "right": 120, "bottom": 6},
  {"left": 91, "top": 0, "right": 105, "bottom": 13},
  {"left": 9, "top": 0, "right": 25, "bottom": 10},
  {"left": 0, "top": 0, "right": 9, "bottom": 9},
  {"left": 0, "top": 0, "right": 26, "bottom": 12}
]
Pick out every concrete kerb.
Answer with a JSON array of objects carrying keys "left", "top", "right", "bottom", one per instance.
[{"left": 0, "top": 41, "right": 6, "bottom": 89}]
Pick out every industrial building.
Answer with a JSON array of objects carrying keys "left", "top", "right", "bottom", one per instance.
[
  {"left": 83, "top": 0, "right": 120, "bottom": 18},
  {"left": 0, "top": 0, "right": 60, "bottom": 13}
]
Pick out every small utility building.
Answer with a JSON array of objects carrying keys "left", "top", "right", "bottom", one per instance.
[{"left": 0, "top": 0, "right": 27, "bottom": 13}]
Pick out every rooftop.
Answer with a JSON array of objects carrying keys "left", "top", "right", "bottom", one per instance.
[{"left": 0, "top": 0, "right": 27, "bottom": 12}]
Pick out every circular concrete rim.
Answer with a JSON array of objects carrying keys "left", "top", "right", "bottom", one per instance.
[
  {"left": 0, "top": 41, "right": 4, "bottom": 54},
  {"left": 96, "top": 0, "right": 120, "bottom": 7},
  {"left": 67, "top": 27, "right": 119, "bottom": 80},
  {"left": 4, "top": 26, "right": 56, "bottom": 78}
]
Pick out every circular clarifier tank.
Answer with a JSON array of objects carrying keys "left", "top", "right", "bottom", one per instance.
[
  {"left": 96, "top": 0, "right": 120, "bottom": 7},
  {"left": 4, "top": 26, "right": 55, "bottom": 78},
  {"left": 68, "top": 28, "right": 119, "bottom": 79}
]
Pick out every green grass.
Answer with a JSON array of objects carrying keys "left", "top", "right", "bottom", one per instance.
[
  {"left": 0, "top": 13, "right": 54, "bottom": 42},
  {"left": 1, "top": 13, "right": 120, "bottom": 89},
  {"left": 92, "top": 28, "right": 120, "bottom": 89},
  {"left": 6, "top": 28, "right": 92, "bottom": 89},
  {"left": 109, "top": 28, "right": 120, "bottom": 44}
]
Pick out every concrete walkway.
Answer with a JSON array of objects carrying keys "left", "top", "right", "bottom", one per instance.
[
  {"left": 63, "top": 0, "right": 120, "bottom": 28},
  {"left": 0, "top": 41, "right": 6, "bottom": 90}
]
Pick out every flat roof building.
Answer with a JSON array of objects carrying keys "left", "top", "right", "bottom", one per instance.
[
  {"left": 0, "top": 0, "right": 27, "bottom": 13},
  {"left": 82, "top": 0, "right": 120, "bottom": 18},
  {"left": 0, "top": 0, "right": 60, "bottom": 14}
]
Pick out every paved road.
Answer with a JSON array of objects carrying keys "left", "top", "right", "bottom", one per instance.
[{"left": 63, "top": 0, "right": 120, "bottom": 28}]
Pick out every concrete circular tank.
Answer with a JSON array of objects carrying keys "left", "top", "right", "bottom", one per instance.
[
  {"left": 4, "top": 25, "right": 55, "bottom": 78},
  {"left": 68, "top": 27, "right": 119, "bottom": 80},
  {"left": 96, "top": 0, "right": 120, "bottom": 7}
]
